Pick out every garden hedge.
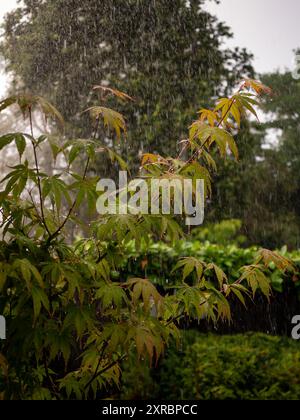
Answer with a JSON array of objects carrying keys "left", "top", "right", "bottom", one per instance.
[{"left": 121, "top": 332, "right": 300, "bottom": 400}]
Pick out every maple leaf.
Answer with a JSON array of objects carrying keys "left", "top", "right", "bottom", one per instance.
[
  {"left": 141, "top": 153, "right": 160, "bottom": 166},
  {"left": 239, "top": 264, "right": 272, "bottom": 300},
  {"left": 84, "top": 106, "right": 126, "bottom": 139},
  {"left": 242, "top": 79, "right": 272, "bottom": 96},
  {"left": 198, "top": 109, "right": 219, "bottom": 127},
  {"left": 172, "top": 257, "right": 205, "bottom": 282},
  {"left": 257, "top": 249, "right": 295, "bottom": 272},
  {"left": 126, "top": 322, "right": 165, "bottom": 364},
  {"left": 126, "top": 278, "right": 163, "bottom": 312},
  {"left": 215, "top": 97, "right": 243, "bottom": 127},
  {"left": 206, "top": 263, "right": 228, "bottom": 289},
  {"left": 93, "top": 85, "right": 134, "bottom": 102},
  {"left": 0, "top": 94, "right": 64, "bottom": 127},
  {"left": 235, "top": 93, "right": 260, "bottom": 121}
]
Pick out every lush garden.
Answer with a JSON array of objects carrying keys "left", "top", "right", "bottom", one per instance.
[
  {"left": 0, "top": 78, "right": 298, "bottom": 400},
  {"left": 0, "top": 0, "right": 299, "bottom": 401}
]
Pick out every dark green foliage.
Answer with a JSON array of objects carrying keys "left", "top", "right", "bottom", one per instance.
[{"left": 121, "top": 332, "right": 300, "bottom": 400}]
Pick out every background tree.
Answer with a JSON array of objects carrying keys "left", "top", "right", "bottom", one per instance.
[
  {"left": 208, "top": 59, "right": 300, "bottom": 249},
  {"left": 258, "top": 68, "right": 300, "bottom": 248},
  {"left": 0, "top": 0, "right": 253, "bottom": 165},
  {"left": 2, "top": 1, "right": 299, "bottom": 249}
]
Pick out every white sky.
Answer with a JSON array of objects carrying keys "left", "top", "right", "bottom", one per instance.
[
  {"left": 205, "top": 0, "right": 300, "bottom": 74},
  {"left": 0, "top": 0, "right": 300, "bottom": 97},
  {"left": 0, "top": 0, "right": 19, "bottom": 95},
  {"left": 0, "top": 0, "right": 18, "bottom": 18}
]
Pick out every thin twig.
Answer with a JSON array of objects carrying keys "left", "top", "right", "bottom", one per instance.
[
  {"left": 43, "top": 349, "right": 61, "bottom": 400},
  {"left": 29, "top": 107, "right": 51, "bottom": 236},
  {"left": 84, "top": 353, "right": 126, "bottom": 391},
  {"left": 165, "top": 300, "right": 209, "bottom": 327},
  {"left": 84, "top": 341, "right": 108, "bottom": 390}
]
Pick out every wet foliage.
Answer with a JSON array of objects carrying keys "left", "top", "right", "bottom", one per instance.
[{"left": 0, "top": 79, "right": 296, "bottom": 399}]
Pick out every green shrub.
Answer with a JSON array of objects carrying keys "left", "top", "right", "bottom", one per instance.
[
  {"left": 191, "top": 219, "right": 247, "bottom": 246},
  {"left": 121, "top": 333, "right": 300, "bottom": 400}
]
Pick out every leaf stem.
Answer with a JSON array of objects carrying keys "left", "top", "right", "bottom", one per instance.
[{"left": 84, "top": 353, "right": 126, "bottom": 391}]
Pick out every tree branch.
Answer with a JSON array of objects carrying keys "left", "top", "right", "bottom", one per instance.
[
  {"left": 29, "top": 107, "right": 51, "bottom": 237},
  {"left": 84, "top": 353, "right": 126, "bottom": 391}
]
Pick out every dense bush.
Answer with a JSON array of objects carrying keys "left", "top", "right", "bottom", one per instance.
[
  {"left": 121, "top": 332, "right": 300, "bottom": 400},
  {"left": 123, "top": 239, "right": 300, "bottom": 294},
  {"left": 191, "top": 219, "right": 247, "bottom": 246}
]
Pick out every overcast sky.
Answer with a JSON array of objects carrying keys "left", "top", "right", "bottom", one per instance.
[
  {"left": 0, "top": 0, "right": 300, "bottom": 96},
  {"left": 205, "top": 0, "right": 300, "bottom": 74}
]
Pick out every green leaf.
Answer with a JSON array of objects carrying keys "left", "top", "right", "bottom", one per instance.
[
  {"left": 84, "top": 106, "right": 126, "bottom": 139},
  {"left": 42, "top": 176, "right": 72, "bottom": 212},
  {"left": 0, "top": 262, "right": 9, "bottom": 292},
  {"left": 15, "top": 134, "right": 26, "bottom": 159},
  {"left": 13, "top": 259, "right": 44, "bottom": 290},
  {"left": 173, "top": 257, "right": 205, "bottom": 282},
  {"left": 0, "top": 134, "right": 15, "bottom": 151},
  {"left": 97, "top": 259, "right": 111, "bottom": 282},
  {"left": 227, "top": 284, "right": 249, "bottom": 307},
  {"left": 239, "top": 265, "right": 272, "bottom": 300},
  {"left": 206, "top": 263, "right": 228, "bottom": 289},
  {"left": 31, "top": 286, "right": 50, "bottom": 320},
  {"left": 126, "top": 278, "right": 163, "bottom": 312},
  {"left": 96, "top": 283, "right": 128, "bottom": 311},
  {"left": 238, "top": 95, "right": 259, "bottom": 121},
  {"left": 211, "top": 128, "right": 239, "bottom": 160},
  {"left": 0, "top": 94, "right": 64, "bottom": 127}
]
